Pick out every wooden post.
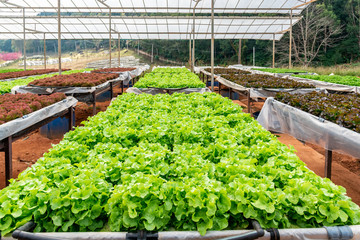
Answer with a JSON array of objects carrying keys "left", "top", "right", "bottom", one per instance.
[
  {"left": 109, "top": 9, "right": 112, "bottom": 68},
  {"left": 68, "top": 107, "right": 74, "bottom": 131},
  {"left": 118, "top": 34, "right": 120, "bottom": 67},
  {"left": 247, "top": 91, "right": 251, "bottom": 115},
  {"left": 238, "top": 39, "right": 242, "bottom": 65},
  {"left": 92, "top": 92, "right": 97, "bottom": 116},
  {"left": 325, "top": 150, "right": 333, "bottom": 179},
  {"left": 58, "top": 0, "right": 62, "bottom": 75},
  {"left": 44, "top": 33, "right": 47, "bottom": 69},
  {"left": 4, "top": 136, "right": 12, "bottom": 186},
  {"left": 151, "top": 44, "right": 154, "bottom": 63},
  {"left": 23, "top": 8, "right": 26, "bottom": 71},
  {"left": 289, "top": 9, "right": 293, "bottom": 69},
  {"left": 272, "top": 34, "right": 276, "bottom": 68},
  {"left": 110, "top": 82, "right": 114, "bottom": 99}
]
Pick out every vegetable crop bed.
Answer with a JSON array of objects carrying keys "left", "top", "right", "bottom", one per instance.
[
  {"left": 275, "top": 92, "right": 360, "bottom": 133},
  {"left": 295, "top": 74, "right": 360, "bottom": 87},
  {"left": 253, "top": 68, "right": 307, "bottom": 74},
  {"left": 0, "top": 69, "right": 30, "bottom": 74},
  {"left": 29, "top": 73, "right": 119, "bottom": 87},
  {"left": 91, "top": 67, "right": 137, "bottom": 73},
  {"left": 134, "top": 67, "right": 205, "bottom": 89},
  {"left": 0, "top": 69, "right": 70, "bottom": 81},
  {"left": 0, "top": 69, "right": 92, "bottom": 94},
  {"left": 222, "top": 73, "right": 315, "bottom": 89},
  {"left": 0, "top": 93, "right": 66, "bottom": 125},
  {"left": 204, "top": 68, "right": 251, "bottom": 75},
  {"left": 0, "top": 93, "right": 359, "bottom": 236}
]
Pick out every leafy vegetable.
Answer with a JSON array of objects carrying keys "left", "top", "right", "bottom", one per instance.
[
  {"left": 0, "top": 69, "right": 31, "bottom": 74},
  {"left": 204, "top": 68, "right": 251, "bottom": 75},
  {"left": 0, "top": 93, "right": 359, "bottom": 236},
  {"left": 134, "top": 68, "right": 205, "bottom": 89},
  {"left": 91, "top": 67, "right": 136, "bottom": 73},
  {"left": 295, "top": 74, "right": 360, "bottom": 87},
  {"left": 0, "top": 69, "right": 70, "bottom": 80},
  {"left": 0, "top": 69, "right": 93, "bottom": 94},
  {"left": 0, "top": 93, "right": 66, "bottom": 125},
  {"left": 276, "top": 92, "right": 360, "bottom": 133}
]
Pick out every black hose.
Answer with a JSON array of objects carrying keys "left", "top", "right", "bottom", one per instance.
[{"left": 217, "top": 220, "right": 265, "bottom": 240}]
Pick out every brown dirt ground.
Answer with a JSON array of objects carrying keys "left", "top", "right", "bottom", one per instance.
[{"left": 1, "top": 87, "right": 359, "bottom": 206}]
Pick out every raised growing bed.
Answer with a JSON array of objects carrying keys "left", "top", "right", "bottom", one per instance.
[
  {"left": 0, "top": 69, "right": 91, "bottom": 95},
  {"left": 13, "top": 67, "right": 149, "bottom": 114},
  {"left": 0, "top": 93, "right": 359, "bottom": 239},
  {"left": 0, "top": 93, "right": 77, "bottom": 186},
  {"left": 200, "top": 67, "right": 318, "bottom": 115},
  {"left": 290, "top": 74, "right": 360, "bottom": 94},
  {"left": 131, "top": 67, "right": 208, "bottom": 94},
  {"left": 0, "top": 69, "right": 70, "bottom": 81},
  {"left": 258, "top": 92, "right": 360, "bottom": 179}
]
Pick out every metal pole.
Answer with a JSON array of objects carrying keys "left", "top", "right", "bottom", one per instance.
[
  {"left": 211, "top": 0, "right": 215, "bottom": 91},
  {"left": 151, "top": 44, "right": 154, "bottom": 63},
  {"left": 189, "top": 39, "right": 192, "bottom": 68},
  {"left": 43, "top": 33, "right": 46, "bottom": 69},
  {"left": 289, "top": 9, "right": 293, "bottom": 69},
  {"left": 253, "top": 47, "right": 255, "bottom": 67},
  {"left": 23, "top": 8, "right": 26, "bottom": 71},
  {"left": 238, "top": 39, "right": 242, "bottom": 65},
  {"left": 272, "top": 34, "right": 275, "bottom": 68},
  {"left": 192, "top": 8, "right": 195, "bottom": 71},
  {"left": 109, "top": 9, "right": 112, "bottom": 68},
  {"left": 325, "top": 150, "right": 333, "bottom": 179},
  {"left": 118, "top": 34, "right": 120, "bottom": 67},
  {"left": 58, "top": 0, "right": 61, "bottom": 75},
  {"left": 137, "top": 40, "right": 139, "bottom": 54}
]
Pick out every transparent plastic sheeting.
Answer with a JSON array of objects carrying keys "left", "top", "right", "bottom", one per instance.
[
  {"left": 126, "top": 87, "right": 211, "bottom": 95},
  {"left": 258, "top": 98, "right": 360, "bottom": 159},
  {"left": 11, "top": 66, "right": 149, "bottom": 102},
  {"left": 199, "top": 68, "right": 323, "bottom": 98},
  {"left": 0, "top": 0, "right": 310, "bottom": 15},
  {"left": 6, "top": 226, "right": 360, "bottom": 240},
  {"left": 0, "top": 97, "right": 77, "bottom": 142},
  {"left": 0, "top": 16, "right": 300, "bottom": 40}
]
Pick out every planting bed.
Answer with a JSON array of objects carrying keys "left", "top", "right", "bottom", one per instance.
[
  {"left": 134, "top": 67, "right": 205, "bottom": 89},
  {"left": 0, "top": 93, "right": 66, "bottom": 124},
  {"left": 29, "top": 73, "right": 119, "bottom": 87},
  {"left": 252, "top": 68, "right": 307, "bottom": 74},
  {"left": 275, "top": 92, "right": 360, "bottom": 133},
  {"left": 0, "top": 69, "right": 92, "bottom": 94},
  {"left": 295, "top": 74, "right": 360, "bottom": 87},
  {"left": 204, "top": 68, "right": 251, "bottom": 75},
  {"left": 0, "top": 69, "right": 70, "bottom": 81},
  {"left": 0, "top": 93, "right": 359, "bottom": 237},
  {"left": 0, "top": 69, "right": 28, "bottom": 74}
]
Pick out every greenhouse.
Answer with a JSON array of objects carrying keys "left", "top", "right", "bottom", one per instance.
[{"left": 0, "top": 0, "right": 360, "bottom": 240}]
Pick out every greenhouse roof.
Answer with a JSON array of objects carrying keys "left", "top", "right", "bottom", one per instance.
[
  {"left": 0, "top": 16, "right": 301, "bottom": 40},
  {"left": 0, "top": 0, "right": 314, "bottom": 40},
  {"left": 0, "top": 0, "right": 313, "bottom": 15}
]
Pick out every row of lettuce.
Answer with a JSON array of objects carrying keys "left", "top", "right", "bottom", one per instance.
[
  {"left": 253, "top": 68, "right": 360, "bottom": 87},
  {"left": 0, "top": 93, "right": 359, "bottom": 236},
  {"left": 134, "top": 67, "right": 205, "bottom": 89}
]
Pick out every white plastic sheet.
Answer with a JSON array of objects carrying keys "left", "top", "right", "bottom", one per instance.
[
  {"left": 257, "top": 98, "right": 360, "bottom": 159},
  {"left": 0, "top": 97, "right": 78, "bottom": 141}
]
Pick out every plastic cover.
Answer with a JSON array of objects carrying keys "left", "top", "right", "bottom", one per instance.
[
  {"left": 11, "top": 66, "right": 149, "bottom": 102},
  {"left": 257, "top": 98, "right": 360, "bottom": 159},
  {"left": 0, "top": 97, "right": 78, "bottom": 141}
]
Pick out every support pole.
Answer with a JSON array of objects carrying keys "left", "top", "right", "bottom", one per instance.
[
  {"left": 325, "top": 150, "right": 333, "bottom": 179},
  {"left": 109, "top": 9, "right": 112, "bottom": 68},
  {"left": 189, "top": 39, "right": 192, "bottom": 68},
  {"left": 272, "top": 34, "right": 275, "bottom": 68},
  {"left": 192, "top": 8, "right": 196, "bottom": 72},
  {"left": 43, "top": 33, "right": 47, "bottom": 69},
  {"left": 253, "top": 47, "right": 255, "bottom": 67},
  {"left": 210, "top": 0, "right": 215, "bottom": 92},
  {"left": 118, "top": 34, "right": 120, "bottom": 67},
  {"left": 151, "top": 44, "right": 154, "bottom": 63},
  {"left": 137, "top": 40, "right": 140, "bottom": 54},
  {"left": 68, "top": 107, "right": 74, "bottom": 131},
  {"left": 23, "top": 8, "right": 26, "bottom": 71},
  {"left": 4, "top": 136, "right": 12, "bottom": 186},
  {"left": 58, "top": 0, "right": 61, "bottom": 75},
  {"left": 289, "top": 9, "right": 293, "bottom": 69},
  {"left": 238, "top": 39, "right": 242, "bottom": 65}
]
